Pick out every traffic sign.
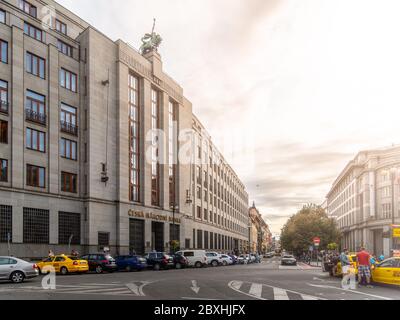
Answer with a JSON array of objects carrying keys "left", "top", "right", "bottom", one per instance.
[{"left": 313, "top": 237, "right": 321, "bottom": 245}]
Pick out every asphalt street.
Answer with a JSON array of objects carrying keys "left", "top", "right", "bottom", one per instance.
[{"left": 0, "top": 257, "right": 399, "bottom": 300}]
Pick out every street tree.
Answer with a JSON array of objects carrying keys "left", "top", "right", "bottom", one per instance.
[{"left": 280, "top": 204, "right": 340, "bottom": 256}]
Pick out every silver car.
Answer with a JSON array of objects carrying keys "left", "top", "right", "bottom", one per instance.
[{"left": 0, "top": 256, "right": 39, "bottom": 283}]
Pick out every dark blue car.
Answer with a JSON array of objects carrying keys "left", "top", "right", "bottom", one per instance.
[
  {"left": 115, "top": 255, "right": 148, "bottom": 272},
  {"left": 228, "top": 255, "right": 238, "bottom": 265}
]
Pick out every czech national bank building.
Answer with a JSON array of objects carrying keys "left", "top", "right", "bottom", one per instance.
[{"left": 0, "top": 0, "right": 250, "bottom": 258}]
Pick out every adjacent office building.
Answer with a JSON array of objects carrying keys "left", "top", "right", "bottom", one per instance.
[
  {"left": 326, "top": 145, "right": 400, "bottom": 257},
  {"left": 0, "top": 0, "right": 250, "bottom": 258}
]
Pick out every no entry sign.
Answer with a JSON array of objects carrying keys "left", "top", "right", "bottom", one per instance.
[{"left": 313, "top": 237, "right": 321, "bottom": 246}]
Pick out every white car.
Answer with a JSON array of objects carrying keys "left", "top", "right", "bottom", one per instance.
[
  {"left": 239, "top": 254, "right": 250, "bottom": 264},
  {"left": 175, "top": 250, "right": 207, "bottom": 268},
  {"left": 0, "top": 256, "right": 39, "bottom": 283},
  {"left": 206, "top": 252, "right": 223, "bottom": 267},
  {"left": 219, "top": 254, "right": 233, "bottom": 266}
]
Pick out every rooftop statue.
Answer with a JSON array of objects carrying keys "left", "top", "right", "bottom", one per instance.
[{"left": 140, "top": 18, "right": 163, "bottom": 55}]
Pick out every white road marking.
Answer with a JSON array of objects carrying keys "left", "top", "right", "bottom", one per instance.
[
  {"left": 228, "top": 281, "right": 267, "bottom": 300},
  {"left": 191, "top": 280, "right": 200, "bottom": 294},
  {"left": 230, "top": 281, "right": 243, "bottom": 291},
  {"left": 249, "top": 283, "right": 263, "bottom": 298},
  {"left": 181, "top": 297, "right": 218, "bottom": 300},
  {"left": 307, "top": 283, "right": 393, "bottom": 300},
  {"left": 273, "top": 288, "right": 289, "bottom": 300}
]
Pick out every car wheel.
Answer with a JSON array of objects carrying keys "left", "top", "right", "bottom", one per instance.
[
  {"left": 60, "top": 267, "right": 68, "bottom": 276},
  {"left": 95, "top": 265, "right": 103, "bottom": 274},
  {"left": 212, "top": 260, "right": 218, "bottom": 267},
  {"left": 10, "top": 271, "right": 25, "bottom": 284},
  {"left": 175, "top": 263, "right": 182, "bottom": 270},
  {"left": 154, "top": 264, "right": 161, "bottom": 271},
  {"left": 195, "top": 262, "right": 202, "bottom": 268},
  {"left": 223, "top": 261, "right": 228, "bottom": 266}
]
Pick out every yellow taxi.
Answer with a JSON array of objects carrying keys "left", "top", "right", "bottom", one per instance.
[
  {"left": 333, "top": 254, "right": 358, "bottom": 277},
  {"left": 371, "top": 257, "right": 400, "bottom": 286},
  {"left": 37, "top": 255, "right": 89, "bottom": 275}
]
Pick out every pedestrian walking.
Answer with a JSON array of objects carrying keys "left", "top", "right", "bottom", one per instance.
[{"left": 356, "top": 247, "right": 373, "bottom": 288}]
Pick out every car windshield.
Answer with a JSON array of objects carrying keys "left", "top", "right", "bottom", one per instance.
[{"left": 68, "top": 256, "right": 80, "bottom": 260}]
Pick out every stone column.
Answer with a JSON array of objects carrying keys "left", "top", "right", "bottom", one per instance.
[
  {"left": 144, "top": 219, "right": 152, "bottom": 253},
  {"left": 142, "top": 79, "right": 152, "bottom": 207}
]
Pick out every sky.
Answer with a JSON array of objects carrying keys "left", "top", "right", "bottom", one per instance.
[{"left": 58, "top": 0, "right": 400, "bottom": 235}]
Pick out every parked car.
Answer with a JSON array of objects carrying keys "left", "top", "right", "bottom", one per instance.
[
  {"left": 239, "top": 254, "right": 250, "bottom": 264},
  {"left": 80, "top": 254, "right": 118, "bottom": 274},
  {"left": 115, "top": 255, "right": 147, "bottom": 272},
  {"left": 37, "top": 254, "right": 89, "bottom": 275},
  {"left": 206, "top": 252, "right": 223, "bottom": 267},
  {"left": 249, "top": 254, "right": 258, "bottom": 263},
  {"left": 371, "top": 257, "right": 400, "bottom": 286},
  {"left": 145, "top": 252, "right": 175, "bottom": 271},
  {"left": 281, "top": 255, "right": 297, "bottom": 266},
  {"left": 171, "top": 254, "right": 189, "bottom": 269},
  {"left": 175, "top": 250, "right": 207, "bottom": 268},
  {"left": 264, "top": 252, "right": 274, "bottom": 258},
  {"left": 228, "top": 254, "right": 238, "bottom": 265},
  {"left": 220, "top": 254, "right": 233, "bottom": 266},
  {"left": 0, "top": 256, "right": 39, "bottom": 283}
]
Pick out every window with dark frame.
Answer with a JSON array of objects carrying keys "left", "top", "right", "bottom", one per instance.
[
  {"left": 0, "top": 205, "right": 12, "bottom": 243},
  {"left": 60, "top": 68, "right": 77, "bottom": 92},
  {"left": 25, "top": 90, "right": 46, "bottom": 125},
  {"left": 60, "top": 103, "right": 78, "bottom": 136},
  {"left": 0, "top": 159, "right": 7, "bottom": 182},
  {"left": 60, "top": 138, "right": 77, "bottom": 160},
  {"left": 151, "top": 88, "right": 160, "bottom": 206},
  {"left": 19, "top": 0, "right": 37, "bottom": 18},
  {"left": 61, "top": 171, "right": 77, "bottom": 193},
  {"left": 168, "top": 100, "right": 178, "bottom": 206},
  {"left": 98, "top": 232, "right": 110, "bottom": 247},
  {"left": 24, "top": 22, "right": 43, "bottom": 42},
  {"left": 129, "top": 74, "right": 140, "bottom": 202},
  {"left": 26, "top": 128, "right": 45, "bottom": 152},
  {"left": 0, "top": 80, "right": 8, "bottom": 113},
  {"left": 1, "top": 39, "right": 7, "bottom": 63},
  {"left": 0, "top": 10, "right": 5, "bottom": 24},
  {"left": 26, "top": 52, "right": 45, "bottom": 79},
  {"left": 26, "top": 164, "right": 45, "bottom": 188},
  {"left": 0, "top": 120, "right": 7, "bottom": 144},
  {"left": 59, "top": 212, "right": 80, "bottom": 245},
  {"left": 57, "top": 40, "right": 72, "bottom": 57},
  {"left": 23, "top": 208, "right": 49, "bottom": 244},
  {"left": 55, "top": 19, "right": 67, "bottom": 35}
]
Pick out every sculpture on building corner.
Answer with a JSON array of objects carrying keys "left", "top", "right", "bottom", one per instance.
[{"left": 140, "top": 18, "right": 163, "bottom": 55}]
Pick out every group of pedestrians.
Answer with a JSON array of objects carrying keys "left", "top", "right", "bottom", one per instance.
[{"left": 340, "top": 247, "right": 385, "bottom": 289}]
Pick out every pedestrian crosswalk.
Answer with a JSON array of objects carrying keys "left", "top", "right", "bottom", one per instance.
[
  {"left": 228, "top": 281, "right": 322, "bottom": 300},
  {"left": 0, "top": 282, "right": 150, "bottom": 297}
]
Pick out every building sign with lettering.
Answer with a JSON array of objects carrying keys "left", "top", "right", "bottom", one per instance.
[{"left": 128, "top": 209, "right": 181, "bottom": 224}]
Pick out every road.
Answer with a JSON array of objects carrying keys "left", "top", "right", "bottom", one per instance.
[{"left": 0, "top": 257, "right": 399, "bottom": 300}]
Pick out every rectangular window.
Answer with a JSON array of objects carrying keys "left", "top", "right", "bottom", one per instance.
[
  {"left": 61, "top": 172, "right": 77, "bottom": 193},
  {"left": 0, "top": 10, "right": 5, "bottom": 24},
  {"left": 98, "top": 232, "right": 110, "bottom": 247},
  {"left": 26, "top": 165, "right": 45, "bottom": 188},
  {"left": 0, "top": 205, "right": 12, "bottom": 243},
  {"left": 129, "top": 74, "right": 140, "bottom": 202},
  {"left": 60, "top": 103, "right": 78, "bottom": 136},
  {"left": 26, "top": 52, "right": 45, "bottom": 79},
  {"left": 0, "top": 120, "right": 7, "bottom": 144},
  {"left": 55, "top": 19, "right": 67, "bottom": 35},
  {"left": 197, "top": 206, "right": 201, "bottom": 219},
  {"left": 0, "top": 80, "right": 8, "bottom": 113},
  {"left": 0, "top": 159, "right": 7, "bottom": 182},
  {"left": 19, "top": 0, "right": 37, "bottom": 17},
  {"left": 59, "top": 212, "right": 80, "bottom": 245},
  {"left": 25, "top": 90, "right": 46, "bottom": 125},
  {"left": 24, "top": 22, "right": 43, "bottom": 42},
  {"left": 26, "top": 128, "right": 45, "bottom": 152},
  {"left": 60, "top": 138, "right": 77, "bottom": 160},
  {"left": 168, "top": 100, "right": 178, "bottom": 206},
  {"left": 23, "top": 208, "right": 49, "bottom": 244},
  {"left": 60, "top": 68, "right": 77, "bottom": 92},
  {"left": 151, "top": 88, "right": 160, "bottom": 206},
  {"left": 197, "top": 230, "right": 203, "bottom": 249},
  {"left": 57, "top": 40, "right": 72, "bottom": 57},
  {"left": 1, "top": 39, "right": 7, "bottom": 63}
]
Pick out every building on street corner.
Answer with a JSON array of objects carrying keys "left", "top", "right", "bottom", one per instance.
[
  {"left": 0, "top": 0, "right": 250, "bottom": 258},
  {"left": 326, "top": 145, "right": 400, "bottom": 257},
  {"left": 248, "top": 203, "right": 272, "bottom": 254}
]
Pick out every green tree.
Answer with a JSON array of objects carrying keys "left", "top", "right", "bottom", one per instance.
[{"left": 280, "top": 204, "right": 340, "bottom": 256}]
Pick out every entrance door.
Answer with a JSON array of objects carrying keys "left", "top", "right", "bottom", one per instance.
[
  {"left": 152, "top": 222, "right": 164, "bottom": 252},
  {"left": 129, "top": 219, "right": 145, "bottom": 255}
]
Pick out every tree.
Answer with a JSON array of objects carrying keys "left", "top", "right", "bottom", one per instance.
[{"left": 280, "top": 204, "right": 340, "bottom": 256}]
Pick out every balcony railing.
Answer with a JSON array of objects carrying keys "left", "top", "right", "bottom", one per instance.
[
  {"left": 0, "top": 101, "right": 8, "bottom": 114},
  {"left": 25, "top": 109, "right": 46, "bottom": 125},
  {"left": 60, "top": 120, "right": 78, "bottom": 136}
]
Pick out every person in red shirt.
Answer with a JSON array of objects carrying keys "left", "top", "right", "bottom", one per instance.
[{"left": 357, "top": 247, "right": 373, "bottom": 288}]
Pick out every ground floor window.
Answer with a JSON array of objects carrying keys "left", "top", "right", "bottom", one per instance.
[
  {"left": 130, "top": 219, "right": 144, "bottom": 255},
  {"left": 98, "top": 232, "right": 110, "bottom": 248},
  {"left": 204, "top": 231, "right": 209, "bottom": 250},
  {"left": 197, "top": 229, "right": 203, "bottom": 249},
  {"left": 59, "top": 212, "right": 81, "bottom": 245},
  {"left": 23, "top": 208, "right": 49, "bottom": 244},
  {"left": 0, "top": 205, "right": 12, "bottom": 243},
  {"left": 169, "top": 224, "right": 180, "bottom": 242},
  {"left": 185, "top": 238, "right": 191, "bottom": 249}
]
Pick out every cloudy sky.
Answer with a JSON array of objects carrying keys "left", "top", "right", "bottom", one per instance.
[{"left": 58, "top": 0, "right": 400, "bottom": 235}]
